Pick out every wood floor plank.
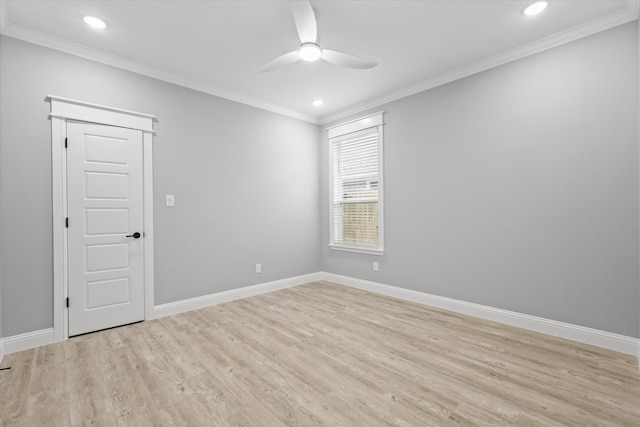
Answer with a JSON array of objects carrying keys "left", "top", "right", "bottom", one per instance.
[{"left": 1, "top": 281, "right": 638, "bottom": 426}]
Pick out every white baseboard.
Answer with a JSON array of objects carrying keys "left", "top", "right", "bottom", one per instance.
[
  {"left": 321, "top": 272, "right": 640, "bottom": 357},
  {"left": 2, "top": 272, "right": 638, "bottom": 367},
  {"left": 0, "top": 273, "right": 321, "bottom": 356},
  {"left": 151, "top": 272, "right": 322, "bottom": 319},
  {"left": 1, "top": 328, "right": 55, "bottom": 355}
]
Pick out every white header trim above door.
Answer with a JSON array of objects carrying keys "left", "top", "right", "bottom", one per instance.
[
  {"left": 48, "top": 96, "right": 155, "bottom": 342},
  {"left": 47, "top": 95, "right": 155, "bottom": 133}
]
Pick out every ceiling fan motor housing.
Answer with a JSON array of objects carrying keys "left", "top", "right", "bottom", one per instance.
[{"left": 299, "top": 42, "right": 322, "bottom": 61}]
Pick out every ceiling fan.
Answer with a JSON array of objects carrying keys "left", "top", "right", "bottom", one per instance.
[{"left": 260, "top": 0, "right": 378, "bottom": 72}]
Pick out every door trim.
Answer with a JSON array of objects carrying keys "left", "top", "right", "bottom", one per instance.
[{"left": 48, "top": 95, "right": 155, "bottom": 342}]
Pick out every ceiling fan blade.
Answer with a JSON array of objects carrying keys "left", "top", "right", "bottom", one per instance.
[
  {"left": 292, "top": 0, "right": 317, "bottom": 44},
  {"left": 259, "top": 50, "right": 301, "bottom": 72},
  {"left": 321, "top": 49, "right": 378, "bottom": 69}
]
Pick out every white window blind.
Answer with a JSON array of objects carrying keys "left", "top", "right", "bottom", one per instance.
[{"left": 329, "top": 113, "right": 384, "bottom": 254}]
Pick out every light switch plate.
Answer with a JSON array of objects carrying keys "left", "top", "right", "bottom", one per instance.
[{"left": 166, "top": 195, "right": 175, "bottom": 207}]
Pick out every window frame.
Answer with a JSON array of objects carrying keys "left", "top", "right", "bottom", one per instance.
[{"left": 328, "top": 112, "right": 384, "bottom": 256}]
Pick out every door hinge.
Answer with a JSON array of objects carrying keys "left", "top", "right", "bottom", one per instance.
[
  {"left": 65, "top": 218, "right": 69, "bottom": 228},
  {"left": 66, "top": 297, "right": 69, "bottom": 308},
  {"left": 65, "top": 137, "right": 68, "bottom": 149}
]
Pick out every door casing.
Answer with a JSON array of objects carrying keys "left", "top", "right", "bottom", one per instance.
[{"left": 48, "top": 96, "right": 155, "bottom": 342}]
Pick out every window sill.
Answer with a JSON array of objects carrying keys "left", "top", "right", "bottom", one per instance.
[{"left": 329, "top": 244, "right": 384, "bottom": 256}]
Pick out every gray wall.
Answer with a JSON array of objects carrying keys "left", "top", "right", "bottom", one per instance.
[
  {"left": 0, "top": 123, "right": 2, "bottom": 351},
  {"left": 321, "top": 22, "right": 640, "bottom": 338},
  {"left": 0, "top": 245, "right": 2, "bottom": 357},
  {"left": 1, "top": 21, "right": 638, "bottom": 341},
  {"left": 0, "top": 36, "right": 320, "bottom": 337}
]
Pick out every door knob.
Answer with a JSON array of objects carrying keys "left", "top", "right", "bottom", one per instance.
[{"left": 126, "top": 232, "right": 141, "bottom": 239}]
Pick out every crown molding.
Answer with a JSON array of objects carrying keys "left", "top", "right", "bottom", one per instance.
[
  {"left": 319, "top": 2, "right": 640, "bottom": 125},
  {"left": 0, "top": 3, "right": 319, "bottom": 125},
  {"left": 0, "top": 0, "right": 636, "bottom": 127}
]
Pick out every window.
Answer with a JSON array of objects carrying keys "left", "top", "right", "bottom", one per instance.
[{"left": 328, "top": 112, "right": 384, "bottom": 255}]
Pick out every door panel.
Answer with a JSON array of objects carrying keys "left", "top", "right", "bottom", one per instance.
[
  {"left": 67, "top": 122, "right": 144, "bottom": 336},
  {"left": 85, "top": 209, "right": 129, "bottom": 235},
  {"left": 85, "top": 172, "right": 129, "bottom": 199},
  {"left": 86, "top": 244, "right": 130, "bottom": 271},
  {"left": 86, "top": 278, "right": 130, "bottom": 308},
  {"left": 85, "top": 135, "right": 128, "bottom": 164}
]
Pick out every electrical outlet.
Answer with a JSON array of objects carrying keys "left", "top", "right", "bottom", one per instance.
[
  {"left": 256, "top": 263, "right": 262, "bottom": 274},
  {"left": 373, "top": 262, "right": 379, "bottom": 272}
]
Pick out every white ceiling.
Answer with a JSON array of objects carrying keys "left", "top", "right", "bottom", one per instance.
[{"left": 1, "top": 1, "right": 638, "bottom": 124}]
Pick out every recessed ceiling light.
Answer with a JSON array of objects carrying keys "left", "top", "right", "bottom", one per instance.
[
  {"left": 83, "top": 16, "right": 107, "bottom": 29},
  {"left": 312, "top": 99, "right": 323, "bottom": 107},
  {"left": 523, "top": 1, "right": 548, "bottom": 16},
  {"left": 299, "top": 43, "right": 322, "bottom": 62}
]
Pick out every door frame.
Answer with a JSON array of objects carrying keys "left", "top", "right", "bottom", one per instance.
[{"left": 48, "top": 96, "right": 155, "bottom": 342}]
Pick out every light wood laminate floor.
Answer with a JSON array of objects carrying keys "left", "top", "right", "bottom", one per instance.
[{"left": 1, "top": 281, "right": 639, "bottom": 426}]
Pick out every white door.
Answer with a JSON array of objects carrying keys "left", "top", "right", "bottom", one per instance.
[{"left": 67, "top": 121, "right": 145, "bottom": 336}]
